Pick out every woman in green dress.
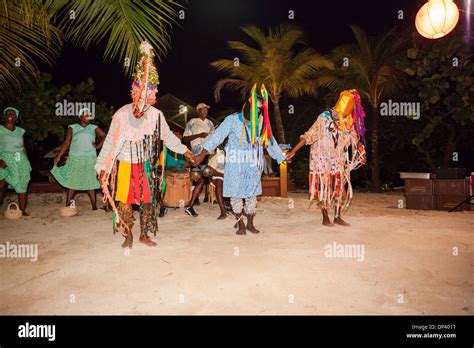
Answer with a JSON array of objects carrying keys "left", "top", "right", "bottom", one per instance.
[
  {"left": 51, "top": 108, "right": 106, "bottom": 210},
  {"left": 0, "top": 107, "right": 32, "bottom": 216}
]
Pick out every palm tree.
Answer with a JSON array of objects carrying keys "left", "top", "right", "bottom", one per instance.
[
  {"left": 0, "top": 0, "right": 182, "bottom": 102},
  {"left": 211, "top": 24, "right": 333, "bottom": 144},
  {"left": 317, "top": 25, "right": 408, "bottom": 192}
]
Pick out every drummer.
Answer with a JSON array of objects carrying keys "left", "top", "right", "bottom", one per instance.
[
  {"left": 158, "top": 129, "right": 189, "bottom": 217},
  {"left": 208, "top": 145, "right": 227, "bottom": 219},
  {"left": 183, "top": 103, "right": 215, "bottom": 214}
]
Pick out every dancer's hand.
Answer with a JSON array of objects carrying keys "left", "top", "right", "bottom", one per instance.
[
  {"left": 0, "top": 160, "right": 7, "bottom": 169},
  {"left": 194, "top": 152, "right": 206, "bottom": 166},
  {"left": 285, "top": 151, "right": 295, "bottom": 163},
  {"left": 184, "top": 150, "right": 196, "bottom": 166},
  {"left": 99, "top": 170, "right": 107, "bottom": 184},
  {"left": 53, "top": 155, "right": 61, "bottom": 166}
]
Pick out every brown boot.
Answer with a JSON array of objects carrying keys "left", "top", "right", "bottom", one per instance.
[
  {"left": 246, "top": 214, "right": 260, "bottom": 234},
  {"left": 234, "top": 213, "right": 246, "bottom": 235}
]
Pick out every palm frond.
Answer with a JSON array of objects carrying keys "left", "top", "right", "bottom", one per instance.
[
  {"left": 271, "top": 23, "right": 305, "bottom": 48},
  {"left": 214, "top": 79, "right": 252, "bottom": 102},
  {"left": 51, "top": 0, "right": 182, "bottom": 75},
  {"left": 283, "top": 50, "right": 333, "bottom": 97},
  {"left": 0, "top": 0, "right": 61, "bottom": 102},
  {"left": 350, "top": 25, "right": 371, "bottom": 61},
  {"left": 317, "top": 74, "right": 347, "bottom": 93},
  {"left": 210, "top": 59, "right": 260, "bottom": 81},
  {"left": 227, "top": 40, "right": 263, "bottom": 64},
  {"left": 240, "top": 25, "right": 266, "bottom": 48}
]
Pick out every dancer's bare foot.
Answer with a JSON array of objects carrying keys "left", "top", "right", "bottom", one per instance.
[
  {"left": 139, "top": 235, "right": 157, "bottom": 247},
  {"left": 121, "top": 235, "right": 133, "bottom": 249},
  {"left": 217, "top": 211, "right": 227, "bottom": 220},
  {"left": 322, "top": 209, "right": 333, "bottom": 226},
  {"left": 246, "top": 214, "right": 260, "bottom": 234},
  {"left": 334, "top": 217, "right": 350, "bottom": 226},
  {"left": 22, "top": 211, "right": 29, "bottom": 216},
  {"left": 236, "top": 227, "right": 246, "bottom": 235},
  {"left": 235, "top": 214, "right": 246, "bottom": 235},
  {"left": 92, "top": 205, "right": 98, "bottom": 211}
]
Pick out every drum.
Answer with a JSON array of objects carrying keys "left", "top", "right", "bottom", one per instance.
[{"left": 162, "top": 171, "right": 192, "bottom": 208}]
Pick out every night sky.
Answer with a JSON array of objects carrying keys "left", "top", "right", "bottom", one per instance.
[{"left": 46, "top": 0, "right": 419, "bottom": 114}]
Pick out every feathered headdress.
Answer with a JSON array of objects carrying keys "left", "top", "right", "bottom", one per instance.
[{"left": 131, "top": 41, "right": 160, "bottom": 118}]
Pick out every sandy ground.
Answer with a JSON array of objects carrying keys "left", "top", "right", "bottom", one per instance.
[{"left": 0, "top": 191, "right": 472, "bottom": 315}]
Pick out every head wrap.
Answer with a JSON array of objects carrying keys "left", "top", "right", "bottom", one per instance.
[
  {"left": 3, "top": 107, "right": 19, "bottom": 118},
  {"left": 131, "top": 41, "right": 160, "bottom": 118},
  {"left": 78, "top": 108, "right": 91, "bottom": 117}
]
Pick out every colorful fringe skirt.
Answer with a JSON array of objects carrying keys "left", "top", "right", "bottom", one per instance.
[
  {"left": 308, "top": 171, "right": 343, "bottom": 209},
  {"left": 114, "top": 160, "right": 153, "bottom": 204}
]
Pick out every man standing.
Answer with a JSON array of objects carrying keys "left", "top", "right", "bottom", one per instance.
[
  {"left": 195, "top": 84, "right": 286, "bottom": 235},
  {"left": 183, "top": 103, "right": 215, "bottom": 216},
  {"left": 96, "top": 41, "right": 194, "bottom": 248}
]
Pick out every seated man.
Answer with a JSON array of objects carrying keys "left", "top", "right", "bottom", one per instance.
[
  {"left": 207, "top": 145, "right": 227, "bottom": 219},
  {"left": 183, "top": 103, "right": 214, "bottom": 216}
]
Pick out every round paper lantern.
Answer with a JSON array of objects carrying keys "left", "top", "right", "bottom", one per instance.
[{"left": 415, "top": 0, "right": 460, "bottom": 39}]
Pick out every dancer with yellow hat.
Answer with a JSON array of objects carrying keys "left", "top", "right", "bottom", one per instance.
[{"left": 286, "top": 89, "right": 367, "bottom": 226}]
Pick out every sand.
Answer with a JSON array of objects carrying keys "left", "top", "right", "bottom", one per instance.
[{"left": 0, "top": 192, "right": 472, "bottom": 315}]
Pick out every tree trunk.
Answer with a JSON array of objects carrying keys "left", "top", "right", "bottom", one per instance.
[
  {"left": 441, "top": 123, "right": 456, "bottom": 169},
  {"left": 370, "top": 106, "right": 381, "bottom": 192},
  {"left": 415, "top": 144, "right": 436, "bottom": 169},
  {"left": 271, "top": 96, "right": 286, "bottom": 144}
]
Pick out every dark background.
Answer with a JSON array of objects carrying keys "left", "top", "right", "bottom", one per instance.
[
  {"left": 46, "top": 0, "right": 419, "bottom": 115},
  {"left": 33, "top": 0, "right": 472, "bottom": 187}
]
